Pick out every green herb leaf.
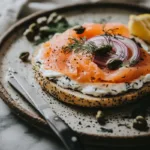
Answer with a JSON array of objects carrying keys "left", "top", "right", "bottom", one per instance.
[
  {"left": 62, "top": 37, "right": 97, "bottom": 54},
  {"left": 34, "top": 37, "right": 49, "bottom": 45}
]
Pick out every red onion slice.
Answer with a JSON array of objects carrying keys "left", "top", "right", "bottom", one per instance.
[
  {"left": 86, "top": 36, "right": 129, "bottom": 67},
  {"left": 110, "top": 39, "right": 128, "bottom": 61},
  {"left": 115, "top": 35, "right": 141, "bottom": 66},
  {"left": 86, "top": 35, "right": 140, "bottom": 68}
]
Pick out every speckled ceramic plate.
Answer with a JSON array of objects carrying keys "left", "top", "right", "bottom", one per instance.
[{"left": 1, "top": 2, "right": 150, "bottom": 147}]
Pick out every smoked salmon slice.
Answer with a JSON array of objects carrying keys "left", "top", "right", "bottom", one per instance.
[{"left": 41, "top": 23, "right": 150, "bottom": 83}]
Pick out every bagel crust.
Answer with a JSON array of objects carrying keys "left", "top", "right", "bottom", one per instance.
[{"left": 32, "top": 49, "right": 150, "bottom": 108}]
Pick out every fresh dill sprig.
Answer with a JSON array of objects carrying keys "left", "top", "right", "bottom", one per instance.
[
  {"left": 63, "top": 37, "right": 113, "bottom": 55},
  {"left": 63, "top": 37, "right": 97, "bottom": 54}
]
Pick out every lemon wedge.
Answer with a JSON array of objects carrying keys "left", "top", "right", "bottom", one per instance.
[{"left": 128, "top": 14, "right": 150, "bottom": 43}]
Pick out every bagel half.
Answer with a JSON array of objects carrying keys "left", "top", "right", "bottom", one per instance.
[{"left": 32, "top": 49, "right": 150, "bottom": 108}]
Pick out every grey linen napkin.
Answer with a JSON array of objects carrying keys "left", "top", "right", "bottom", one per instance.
[{"left": 0, "top": 0, "right": 28, "bottom": 36}]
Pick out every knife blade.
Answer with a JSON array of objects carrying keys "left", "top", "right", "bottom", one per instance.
[{"left": 8, "top": 70, "right": 84, "bottom": 150}]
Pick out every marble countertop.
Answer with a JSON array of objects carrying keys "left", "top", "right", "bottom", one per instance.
[
  {"left": 0, "top": 100, "right": 108, "bottom": 150},
  {"left": 0, "top": 100, "right": 66, "bottom": 150},
  {"left": 1, "top": 1, "right": 150, "bottom": 150}
]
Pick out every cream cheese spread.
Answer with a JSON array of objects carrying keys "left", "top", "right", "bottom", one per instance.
[{"left": 39, "top": 65, "right": 150, "bottom": 96}]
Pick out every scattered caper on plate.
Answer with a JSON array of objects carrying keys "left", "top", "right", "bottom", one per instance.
[
  {"left": 96, "top": 110, "right": 106, "bottom": 125},
  {"left": 133, "top": 116, "right": 148, "bottom": 131},
  {"left": 23, "top": 29, "right": 35, "bottom": 42},
  {"left": 29, "top": 23, "right": 38, "bottom": 33},
  {"left": 47, "top": 12, "right": 58, "bottom": 25},
  {"left": 19, "top": 52, "right": 30, "bottom": 62},
  {"left": 37, "top": 17, "right": 47, "bottom": 27},
  {"left": 39, "top": 26, "right": 51, "bottom": 38}
]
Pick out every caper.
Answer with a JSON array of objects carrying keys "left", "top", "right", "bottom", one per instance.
[
  {"left": 47, "top": 12, "right": 58, "bottom": 25},
  {"left": 96, "top": 110, "right": 106, "bottom": 125},
  {"left": 53, "top": 15, "right": 68, "bottom": 25},
  {"left": 29, "top": 23, "right": 38, "bottom": 33},
  {"left": 37, "top": 17, "right": 47, "bottom": 26},
  {"left": 95, "top": 45, "right": 112, "bottom": 56},
  {"left": 39, "top": 26, "right": 50, "bottom": 37},
  {"left": 136, "top": 116, "right": 147, "bottom": 123},
  {"left": 19, "top": 52, "right": 30, "bottom": 62},
  {"left": 133, "top": 116, "right": 148, "bottom": 131},
  {"left": 106, "top": 58, "right": 123, "bottom": 70},
  {"left": 23, "top": 29, "right": 35, "bottom": 42},
  {"left": 34, "top": 35, "right": 41, "bottom": 42},
  {"left": 73, "top": 25, "right": 85, "bottom": 34}
]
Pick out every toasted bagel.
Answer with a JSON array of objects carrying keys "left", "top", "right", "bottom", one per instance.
[{"left": 32, "top": 48, "right": 150, "bottom": 108}]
